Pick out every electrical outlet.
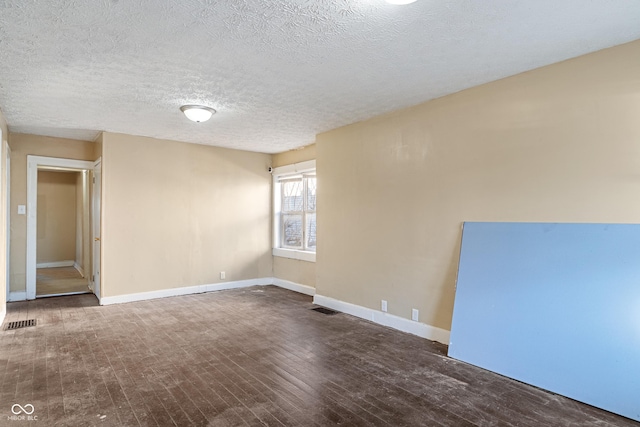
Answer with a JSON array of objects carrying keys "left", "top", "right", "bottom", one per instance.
[
  {"left": 220, "top": 271, "right": 225, "bottom": 280},
  {"left": 381, "top": 300, "right": 388, "bottom": 312},
  {"left": 411, "top": 308, "right": 419, "bottom": 321}
]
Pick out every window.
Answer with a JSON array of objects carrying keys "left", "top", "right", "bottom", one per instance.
[
  {"left": 280, "top": 174, "right": 316, "bottom": 250},
  {"left": 273, "top": 160, "right": 316, "bottom": 262}
]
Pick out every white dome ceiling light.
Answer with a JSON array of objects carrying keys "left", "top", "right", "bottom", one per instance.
[
  {"left": 180, "top": 105, "right": 216, "bottom": 122},
  {"left": 385, "top": 0, "right": 418, "bottom": 4}
]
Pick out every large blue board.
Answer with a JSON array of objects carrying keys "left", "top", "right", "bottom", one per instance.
[{"left": 449, "top": 222, "right": 640, "bottom": 422}]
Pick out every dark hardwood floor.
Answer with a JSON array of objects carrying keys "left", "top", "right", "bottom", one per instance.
[{"left": 0, "top": 286, "right": 636, "bottom": 426}]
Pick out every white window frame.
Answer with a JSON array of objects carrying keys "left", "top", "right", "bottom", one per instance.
[{"left": 272, "top": 160, "right": 316, "bottom": 262}]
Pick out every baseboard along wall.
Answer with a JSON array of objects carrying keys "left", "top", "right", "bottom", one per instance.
[
  {"left": 8, "top": 276, "right": 450, "bottom": 345},
  {"left": 73, "top": 262, "right": 85, "bottom": 278},
  {"left": 36, "top": 260, "right": 75, "bottom": 269},
  {"left": 99, "top": 278, "right": 274, "bottom": 305},
  {"left": 272, "top": 278, "right": 315, "bottom": 296},
  {"left": 313, "top": 294, "right": 451, "bottom": 345}
]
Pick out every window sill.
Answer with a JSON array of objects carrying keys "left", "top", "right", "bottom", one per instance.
[{"left": 273, "top": 248, "right": 316, "bottom": 262}]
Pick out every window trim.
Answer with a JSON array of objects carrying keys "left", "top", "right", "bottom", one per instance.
[{"left": 272, "top": 160, "right": 316, "bottom": 262}]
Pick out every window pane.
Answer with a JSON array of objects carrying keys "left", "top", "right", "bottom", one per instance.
[
  {"left": 306, "top": 177, "right": 317, "bottom": 211},
  {"left": 282, "top": 214, "right": 303, "bottom": 248},
  {"left": 282, "top": 180, "right": 303, "bottom": 212},
  {"left": 305, "top": 213, "right": 316, "bottom": 251}
]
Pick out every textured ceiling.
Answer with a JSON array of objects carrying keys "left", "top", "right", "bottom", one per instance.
[{"left": 1, "top": 0, "right": 640, "bottom": 153}]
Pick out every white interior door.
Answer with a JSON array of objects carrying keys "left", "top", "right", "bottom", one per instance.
[{"left": 92, "top": 159, "right": 101, "bottom": 300}]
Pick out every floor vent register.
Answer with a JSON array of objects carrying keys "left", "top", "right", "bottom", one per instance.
[
  {"left": 5, "top": 319, "right": 37, "bottom": 330},
  {"left": 311, "top": 307, "right": 339, "bottom": 315}
]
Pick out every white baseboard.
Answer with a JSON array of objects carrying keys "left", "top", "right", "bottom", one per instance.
[
  {"left": 4, "top": 280, "right": 449, "bottom": 346},
  {"left": 272, "top": 278, "right": 315, "bottom": 296},
  {"left": 100, "top": 277, "right": 274, "bottom": 306},
  {"left": 73, "top": 262, "right": 85, "bottom": 278},
  {"left": 313, "top": 294, "right": 450, "bottom": 345},
  {"left": 8, "top": 291, "right": 26, "bottom": 302},
  {"left": 5, "top": 277, "right": 314, "bottom": 306},
  {"left": 36, "top": 260, "right": 74, "bottom": 268},
  {"left": 0, "top": 306, "right": 5, "bottom": 327}
]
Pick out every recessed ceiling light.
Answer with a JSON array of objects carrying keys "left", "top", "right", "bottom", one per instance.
[
  {"left": 180, "top": 105, "right": 216, "bottom": 122},
  {"left": 385, "top": 0, "right": 418, "bottom": 4}
]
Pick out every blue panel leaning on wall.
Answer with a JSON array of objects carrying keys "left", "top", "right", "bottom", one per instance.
[{"left": 448, "top": 222, "right": 640, "bottom": 422}]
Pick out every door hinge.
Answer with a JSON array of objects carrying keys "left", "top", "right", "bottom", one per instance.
[
  {"left": 92, "top": 177, "right": 95, "bottom": 184},
  {"left": 92, "top": 275, "right": 95, "bottom": 282}
]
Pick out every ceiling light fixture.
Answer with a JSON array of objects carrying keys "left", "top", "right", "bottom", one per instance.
[
  {"left": 385, "top": 0, "right": 418, "bottom": 4},
  {"left": 180, "top": 105, "right": 216, "bottom": 122}
]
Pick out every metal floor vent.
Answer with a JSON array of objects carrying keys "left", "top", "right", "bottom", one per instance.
[
  {"left": 5, "top": 319, "right": 37, "bottom": 331},
  {"left": 311, "top": 307, "right": 339, "bottom": 315}
]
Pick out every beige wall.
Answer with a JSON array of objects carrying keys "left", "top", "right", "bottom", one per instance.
[
  {"left": 273, "top": 256, "right": 316, "bottom": 287},
  {"left": 8, "top": 134, "right": 96, "bottom": 292},
  {"left": 272, "top": 144, "right": 316, "bottom": 168},
  {"left": 101, "top": 132, "right": 272, "bottom": 297},
  {"left": 36, "top": 171, "right": 78, "bottom": 264},
  {"left": 0, "top": 111, "right": 8, "bottom": 312},
  {"left": 316, "top": 39, "right": 640, "bottom": 331},
  {"left": 94, "top": 133, "right": 102, "bottom": 161},
  {"left": 271, "top": 144, "right": 317, "bottom": 287}
]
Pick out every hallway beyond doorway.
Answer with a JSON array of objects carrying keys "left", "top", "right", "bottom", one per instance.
[{"left": 36, "top": 266, "right": 90, "bottom": 297}]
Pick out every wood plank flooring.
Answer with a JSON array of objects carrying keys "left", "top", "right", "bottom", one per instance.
[
  {"left": 36, "top": 266, "right": 90, "bottom": 296},
  {"left": 0, "top": 286, "right": 636, "bottom": 426}
]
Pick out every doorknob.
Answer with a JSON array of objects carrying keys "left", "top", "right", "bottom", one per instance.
[{"left": 95, "top": 237, "right": 100, "bottom": 241}]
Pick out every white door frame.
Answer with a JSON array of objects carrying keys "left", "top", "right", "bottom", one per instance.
[
  {"left": 5, "top": 141, "right": 10, "bottom": 305},
  {"left": 91, "top": 158, "right": 101, "bottom": 302},
  {"left": 26, "top": 155, "right": 95, "bottom": 300}
]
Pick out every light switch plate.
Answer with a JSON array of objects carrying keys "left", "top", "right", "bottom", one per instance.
[{"left": 17, "top": 205, "right": 26, "bottom": 215}]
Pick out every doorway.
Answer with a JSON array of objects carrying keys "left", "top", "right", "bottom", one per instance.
[
  {"left": 35, "top": 169, "right": 90, "bottom": 297},
  {"left": 26, "top": 156, "right": 100, "bottom": 301}
]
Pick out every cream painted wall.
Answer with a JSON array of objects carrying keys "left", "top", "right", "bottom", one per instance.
[
  {"left": 0, "top": 111, "right": 8, "bottom": 313},
  {"left": 316, "top": 39, "right": 640, "bottom": 331},
  {"left": 8, "top": 134, "right": 96, "bottom": 292},
  {"left": 101, "top": 132, "right": 272, "bottom": 297},
  {"left": 272, "top": 144, "right": 316, "bottom": 168},
  {"left": 273, "top": 257, "right": 316, "bottom": 288},
  {"left": 93, "top": 133, "right": 102, "bottom": 161},
  {"left": 36, "top": 171, "right": 77, "bottom": 264},
  {"left": 271, "top": 144, "right": 317, "bottom": 287}
]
